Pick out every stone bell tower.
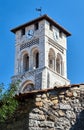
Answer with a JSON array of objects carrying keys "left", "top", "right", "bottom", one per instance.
[{"left": 11, "top": 14, "right": 71, "bottom": 93}]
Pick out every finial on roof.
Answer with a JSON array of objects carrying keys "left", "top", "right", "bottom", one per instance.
[{"left": 36, "top": 7, "right": 42, "bottom": 16}]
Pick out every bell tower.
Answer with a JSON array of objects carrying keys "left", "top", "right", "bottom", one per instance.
[{"left": 11, "top": 14, "right": 71, "bottom": 93}]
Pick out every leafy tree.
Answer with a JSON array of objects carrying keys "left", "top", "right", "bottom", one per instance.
[{"left": 0, "top": 82, "right": 19, "bottom": 122}]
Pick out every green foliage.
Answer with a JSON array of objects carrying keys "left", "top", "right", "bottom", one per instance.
[{"left": 0, "top": 82, "right": 19, "bottom": 122}]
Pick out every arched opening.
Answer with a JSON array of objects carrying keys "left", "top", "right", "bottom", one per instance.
[
  {"left": 33, "top": 49, "right": 39, "bottom": 69},
  {"left": 56, "top": 53, "right": 63, "bottom": 75},
  {"left": 23, "top": 53, "right": 29, "bottom": 72},
  {"left": 48, "top": 48, "right": 55, "bottom": 70},
  {"left": 36, "top": 52, "right": 39, "bottom": 68},
  {"left": 23, "top": 83, "right": 34, "bottom": 92},
  {"left": 21, "top": 81, "right": 35, "bottom": 93}
]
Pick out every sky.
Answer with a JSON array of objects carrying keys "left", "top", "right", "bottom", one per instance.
[{"left": 0, "top": 0, "right": 84, "bottom": 88}]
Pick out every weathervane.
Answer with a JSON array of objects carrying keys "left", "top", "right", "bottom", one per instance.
[{"left": 36, "top": 7, "right": 42, "bottom": 16}]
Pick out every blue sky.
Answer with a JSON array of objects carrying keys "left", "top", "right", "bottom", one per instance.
[{"left": 0, "top": 0, "right": 84, "bottom": 87}]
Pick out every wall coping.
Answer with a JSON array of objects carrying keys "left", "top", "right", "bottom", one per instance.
[{"left": 15, "top": 83, "right": 84, "bottom": 100}]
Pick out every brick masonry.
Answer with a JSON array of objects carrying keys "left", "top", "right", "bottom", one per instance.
[{"left": 0, "top": 84, "right": 84, "bottom": 130}]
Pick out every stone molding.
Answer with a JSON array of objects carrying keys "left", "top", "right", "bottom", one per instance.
[{"left": 20, "top": 38, "right": 39, "bottom": 51}]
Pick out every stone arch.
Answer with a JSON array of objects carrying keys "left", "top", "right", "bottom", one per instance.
[
  {"left": 48, "top": 48, "right": 55, "bottom": 70},
  {"left": 56, "top": 53, "right": 63, "bottom": 75},
  {"left": 17, "top": 50, "right": 29, "bottom": 73},
  {"left": 21, "top": 80, "right": 35, "bottom": 93},
  {"left": 22, "top": 52, "right": 29, "bottom": 72},
  {"left": 20, "top": 50, "right": 28, "bottom": 59},
  {"left": 20, "top": 50, "right": 30, "bottom": 72},
  {"left": 31, "top": 47, "right": 39, "bottom": 69}
]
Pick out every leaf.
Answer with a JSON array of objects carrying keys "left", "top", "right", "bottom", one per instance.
[{"left": 0, "top": 81, "right": 19, "bottom": 122}]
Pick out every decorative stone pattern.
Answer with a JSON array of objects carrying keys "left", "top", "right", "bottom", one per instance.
[
  {"left": 48, "top": 38, "right": 64, "bottom": 54},
  {"left": 20, "top": 38, "right": 39, "bottom": 51},
  {"left": 0, "top": 84, "right": 84, "bottom": 130}
]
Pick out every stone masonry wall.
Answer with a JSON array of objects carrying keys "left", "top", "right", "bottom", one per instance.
[{"left": 0, "top": 84, "right": 84, "bottom": 130}]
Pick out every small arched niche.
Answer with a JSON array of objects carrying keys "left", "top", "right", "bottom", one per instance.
[
  {"left": 48, "top": 48, "right": 55, "bottom": 70},
  {"left": 32, "top": 47, "right": 39, "bottom": 69},
  {"left": 23, "top": 53, "right": 29, "bottom": 72},
  {"left": 21, "top": 80, "right": 35, "bottom": 93},
  {"left": 56, "top": 53, "right": 63, "bottom": 75}
]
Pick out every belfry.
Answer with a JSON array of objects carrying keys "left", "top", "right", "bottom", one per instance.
[{"left": 11, "top": 14, "right": 71, "bottom": 93}]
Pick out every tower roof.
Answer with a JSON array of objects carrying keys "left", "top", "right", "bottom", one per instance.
[{"left": 11, "top": 14, "right": 71, "bottom": 37}]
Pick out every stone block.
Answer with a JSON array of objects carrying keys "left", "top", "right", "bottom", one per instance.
[
  {"left": 52, "top": 99, "right": 58, "bottom": 104},
  {"left": 35, "top": 101, "right": 43, "bottom": 107},
  {"left": 58, "top": 110, "right": 65, "bottom": 116},
  {"left": 73, "top": 91, "right": 78, "bottom": 97},
  {"left": 40, "top": 121, "right": 54, "bottom": 128},
  {"left": 36, "top": 97, "right": 41, "bottom": 102},
  {"left": 41, "top": 94, "right": 47, "bottom": 98},
  {"left": 29, "top": 113, "right": 45, "bottom": 120},
  {"left": 66, "top": 111, "right": 76, "bottom": 119},
  {"left": 32, "top": 108, "right": 43, "bottom": 115},
  {"left": 66, "top": 91, "right": 73, "bottom": 97},
  {"left": 59, "top": 103, "right": 71, "bottom": 110}
]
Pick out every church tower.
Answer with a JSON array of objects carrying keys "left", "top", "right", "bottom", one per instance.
[{"left": 11, "top": 14, "right": 71, "bottom": 93}]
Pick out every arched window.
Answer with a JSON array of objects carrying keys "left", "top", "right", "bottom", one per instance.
[
  {"left": 56, "top": 53, "right": 63, "bottom": 75},
  {"left": 21, "top": 81, "right": 35, "bottom": 93},
  {"left": 23, "top": 83, "right": 34, "bottom": 92},
  {"left": 36, "top": 52, "right": 39, "bottom": 68},
  {"left": 48, "top": 48, "right": 55, "bottom": 70},
  {"left": 33, "top": 50, "right": 39, "bottom": 69},
  {"left": 23, "top": 53, "right": 29, "bottom": 72}
]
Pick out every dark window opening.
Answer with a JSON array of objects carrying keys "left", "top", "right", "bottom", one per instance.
[
  {"left": 56, "top": 59, "right": 60, "bottom": 74},
  {"left": 21, "top": 28, "right": 25, "bottom": 36},
  {"left": 35, "top": 23, "right": 38, "bottom": 30},
  {"left": 36, "top": 52, "right": 39, "bottom": 68},
  {"left": 23, "top": 83, "right": 34, "bottom": 92},
  {"left": 23, "top": 54, "right": 29, "bottom": 72},
  {"left": 50, "top": 59, "right": 53, "bottom": 65},
  {"left": 49, "top": 23, "right": 53, "bottom": 31},
  {"left": 59, "top": 30, "right": 62, "bottom": 38}
]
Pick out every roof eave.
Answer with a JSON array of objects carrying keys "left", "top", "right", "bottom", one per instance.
[{"left": 11, "top": 14, "right": 71, "bottom": 37}]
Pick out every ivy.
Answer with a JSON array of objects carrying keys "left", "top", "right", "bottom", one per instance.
[{"left": 0, "top": 81, "right": 19, "bottom": 122}]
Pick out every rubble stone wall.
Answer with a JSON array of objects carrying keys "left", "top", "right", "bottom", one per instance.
[{"left": 0, "top": 84, "right": 84, "bottom": 130}]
